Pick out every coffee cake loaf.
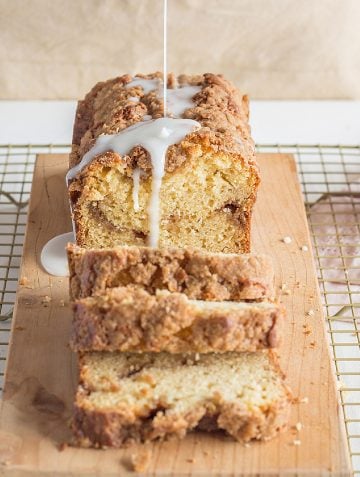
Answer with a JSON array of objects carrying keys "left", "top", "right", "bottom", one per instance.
[
  {"left": 67, "top": 244, "right": 275, "bottom": 301},
  {"left": 68, "top": 72, "right": 259, "bottom": 252},
  {"left": 72, "top": 351, "right": 291, "bottom": 448},
  {"left": 71, "top": 287, "right": 283, "bottom": 353}
]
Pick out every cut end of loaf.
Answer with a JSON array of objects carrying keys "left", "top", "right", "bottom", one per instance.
[
  {"left": 69, "top": 140, "right": 258, "bottom": 252},
  {"left": 72, "top": 351, "right": 291, "bottom": 448},
  {"left": 68, "top": 72, "right": 259, "bottom": 252}
]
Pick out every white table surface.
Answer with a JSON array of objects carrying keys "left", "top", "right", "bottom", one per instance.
[{"left": 0, "top": 100, "right": 359, "bottom": 145}]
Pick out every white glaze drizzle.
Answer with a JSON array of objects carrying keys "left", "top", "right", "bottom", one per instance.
[
  {"left": 132, "top": 167, "right": 141, "bottom": 212},
  {"left": 40, "top": 232, "right": 75, "bottom": 277},
  {"left": 163, "top": 0, "right": 168, "bottom": 116},
  {"left": 125, "top": 78, "right": 159, "bottom": 94},
  {"left": 67, "top": 118, "right": 200, "bottom": 247},
  {"left": 126, "top": 77, "right": 200, "bottom": 118},
  {"left": 162, "top": 86, "right": 201, "bottom": 117}
]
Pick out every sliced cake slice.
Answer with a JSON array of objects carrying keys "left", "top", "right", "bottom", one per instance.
[
  {"left": 67, "top": 244, "right": 275, "bottom": 301},
  {"left": 72, "top": 351, "right": 291, "bottom": 448},
  {"left": 70, "top": 286, "right": 284, "bottom": 353}
]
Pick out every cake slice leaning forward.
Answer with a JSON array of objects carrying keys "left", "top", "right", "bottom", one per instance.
[
  {"left": 67, "top": 244, "right": 275, "bottom": 301},
  {"left": 72, "top": 351, "right": 291, "bottom": 448},
  {"left": 71, "top": 286, "right": 284, "bottom": 353},
  {"left": 67, "top": 73, "right": 259, "bottom": 253}
]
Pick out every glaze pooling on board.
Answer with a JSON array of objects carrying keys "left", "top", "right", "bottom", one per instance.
[
  {"left": 67, "top": 118, "right": 200, "bottom": 247},
  {"left": 40, "top": 232, "right": 75, "bottom": 276}
]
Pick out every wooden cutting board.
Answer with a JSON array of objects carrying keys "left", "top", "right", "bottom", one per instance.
[{"left": 0, "top": 154, "right": 352, "bottom": 476}]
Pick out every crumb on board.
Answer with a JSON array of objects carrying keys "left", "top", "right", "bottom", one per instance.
[
  {"left": 19, "top": 276, "right": 29, "bottom": 286},
  {"left": 283, "top": 289, "right": 291, "bottom": 295},
  {"left": 300, "top": 245, "right": 308, "bottom": 252},
  {"left": 293, "top": 396, "right": 309, "bottom": 404},
  {"left": 293, "top": 439, "right": 301, "bottom": 446},
  {"left": 306, "top": 309, "right": 315, "bottom": 316},
  {"left": 58, "top": 442, "right": 68, "bottom": 452},
  {"left": 282, "top": 236, "right": 292, "bottom": 244},
  {"left": 59, "top": 299, "right": 65, "bottom": 307},
  {"left": 131, "top": 448, "right": 152, "bottom": 473},
  {"left": 42, "top": 295, "right": 51, "bottom": 306},
  {"left": 295, "top": 422, "right": 303, "bottom": 432},
  {"left": 186, "top": 458, "right": 195, "bottom": 463}
]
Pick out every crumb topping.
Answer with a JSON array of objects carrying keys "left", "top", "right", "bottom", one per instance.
[{"left": 70, "top": 73, "right": 256, "bottom": 175}]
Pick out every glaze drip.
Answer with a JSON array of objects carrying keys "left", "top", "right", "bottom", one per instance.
[{"left": 67, "top": 118, "right": 200, "bottom": 247}]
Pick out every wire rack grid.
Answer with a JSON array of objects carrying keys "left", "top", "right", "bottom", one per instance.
[{"left": 0, "top": 143, "right": 359, "bottom": 474}]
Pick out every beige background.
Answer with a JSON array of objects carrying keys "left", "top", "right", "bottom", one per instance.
[{"left": 1, "top": 0, "right": 360, "bottom": 99}]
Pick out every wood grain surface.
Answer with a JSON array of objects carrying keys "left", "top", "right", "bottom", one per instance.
[{"left": 0, "top": 154, "right": 352, "bottom": 476}]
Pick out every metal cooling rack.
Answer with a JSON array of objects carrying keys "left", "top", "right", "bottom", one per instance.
[{"left": 0, "top": 143, "right": 359, "bottom": 474}]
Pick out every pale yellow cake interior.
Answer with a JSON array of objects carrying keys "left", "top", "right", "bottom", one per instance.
[
  {"left": 74, "top": 148, "right": 256, "bottom": 252},
  {"left": 79, "top": 352, "right": 286, "bottom": 415}
]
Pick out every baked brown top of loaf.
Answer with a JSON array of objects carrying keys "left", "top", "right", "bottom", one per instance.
[
  {"left": 71, "top": 286, "right": 284, "bottom": 353},
  {"left": 69, "top": 72, "right": 257, "bottom": 175},
  {"left": 67, "top": 244, "right": 275, "bottom": 301}
]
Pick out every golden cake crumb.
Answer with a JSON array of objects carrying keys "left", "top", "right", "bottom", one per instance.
[
  {"left": 131, "top": 448, "right": 152, "bottom": 473},
  {"left": 42, "top": 295, "right": 51, "bottom": 306}
]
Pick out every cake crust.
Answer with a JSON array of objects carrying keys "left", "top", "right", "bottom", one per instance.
[
  {"left": 70, "top": 287, "right": 283, "bottom": 353},
  {"left": 67, "top": 244, "right": 275, "bottom": 301}
]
